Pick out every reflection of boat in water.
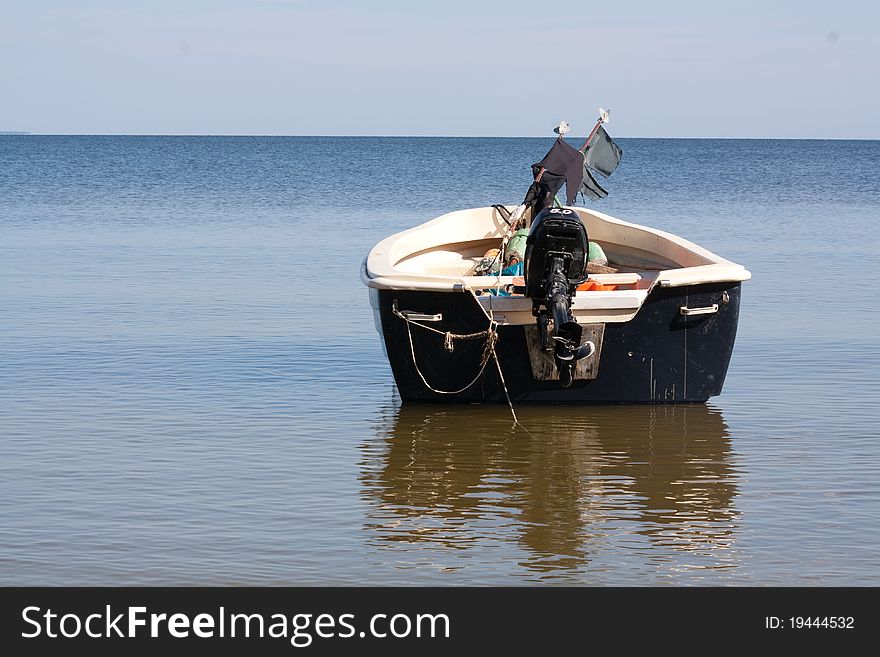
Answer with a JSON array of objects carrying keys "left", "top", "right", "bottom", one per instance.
[{"left": 360, "top": 404, "right": 740, "bottom": 578}]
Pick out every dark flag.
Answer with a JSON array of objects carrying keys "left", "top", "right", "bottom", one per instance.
[
  {"left": 531, "top": 138, "right": 584, "bottom": 206},
  {"left": 583, "top": 125, "right": 622, "bottom": 178},
  {"left": 580, "top": 163, "right": 608, "bottom": 200}
]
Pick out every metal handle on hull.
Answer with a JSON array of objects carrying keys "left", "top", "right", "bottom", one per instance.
[
  {"left": 679, "top": 304, "right": 719, "bottom": 316},
  {"left": 392, "top": 300, "right": 443, "bottom": 322}
]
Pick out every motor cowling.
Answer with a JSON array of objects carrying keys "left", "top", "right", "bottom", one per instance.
[{"left": 523, "top": 208, "right": 589, "bottom": 301}]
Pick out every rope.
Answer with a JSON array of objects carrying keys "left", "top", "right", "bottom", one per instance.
[
  {"left": 490, "top": 337, "right": 525, "bottom": 431},
  {"left": 468, "top": 286, "right": 528, "bottom": 432},
  {"left": 491, "top": 204, "right": 513, "bottom": 226},
  {"left": 482, "top": 203, "right": 526, "bottom": 283},
  {"left": 392, "top": 287, "right": 528, "bottom": 432},
  {"left": 393, "top": 303, "right": 498, "bottom": 396}
]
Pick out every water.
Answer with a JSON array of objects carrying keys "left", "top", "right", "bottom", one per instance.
[{"left": 1, "top": 136, "right": 878, "bottom": 585}]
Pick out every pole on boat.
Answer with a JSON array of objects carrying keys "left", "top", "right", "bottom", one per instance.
[{"left": 579, "top": 107, "right": 610, "bottom": 153}]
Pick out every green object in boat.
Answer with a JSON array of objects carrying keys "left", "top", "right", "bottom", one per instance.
[
  {"left": 588, "top": 241, "right": 607, "bottom": 265},
  {"left": 506, "top": 229, "right": 530, "bottom": 261}
]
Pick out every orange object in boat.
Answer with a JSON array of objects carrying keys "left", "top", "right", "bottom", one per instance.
[{"left": 577, "top": 280, "right": 618, "bottom": 292}]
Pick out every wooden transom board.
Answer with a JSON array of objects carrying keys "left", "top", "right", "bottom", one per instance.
[{"left": 524, "top": 323, "right": 605, "bottom": 381}]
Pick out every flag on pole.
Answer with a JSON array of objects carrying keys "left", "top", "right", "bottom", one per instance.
[
  {"left": 583, "top": 126, "right": 622, "bottom": 178},
  {"left": 532, "top": 138, "right": 584, "bottom": 206}
]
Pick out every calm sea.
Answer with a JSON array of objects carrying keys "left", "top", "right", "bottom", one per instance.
[{"left": 1, "top": 136, "right": 878, "bottom": 585}]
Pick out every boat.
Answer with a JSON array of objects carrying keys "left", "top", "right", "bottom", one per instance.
[{"left": 361, "top": 118, "right": 751, "bottom": 404}]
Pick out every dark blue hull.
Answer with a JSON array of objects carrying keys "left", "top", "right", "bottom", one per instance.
[{"left": 373, "top": 282, "right": 742, "bottom": 404}]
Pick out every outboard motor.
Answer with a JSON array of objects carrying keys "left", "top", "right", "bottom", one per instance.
[{"left": 524, "top": 208, "right": 594, "bottom": 387}]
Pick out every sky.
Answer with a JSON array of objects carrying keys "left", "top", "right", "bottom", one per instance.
[{"left": 1, "top": 0, "right": 878, "bottom": 137}]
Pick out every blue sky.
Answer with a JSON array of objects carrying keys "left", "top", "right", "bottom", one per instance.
[{"left": 1, "top": 0, "right": 877, "bottom": 137}]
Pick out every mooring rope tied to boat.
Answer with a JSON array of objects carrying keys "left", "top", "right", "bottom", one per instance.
[
  {"left": 467, "top": 286, "right": 527, "bottom": 432},
  {"left": 392, "top": 287, "right": 527, "bottom": 431},
  {"left": 393, "top": 304, "right": 497, "bottom": 395}
]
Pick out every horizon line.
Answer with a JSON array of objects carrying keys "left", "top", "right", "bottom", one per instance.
[{"left": 3, "top": 133, "right": 879, "bottom": 141}]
